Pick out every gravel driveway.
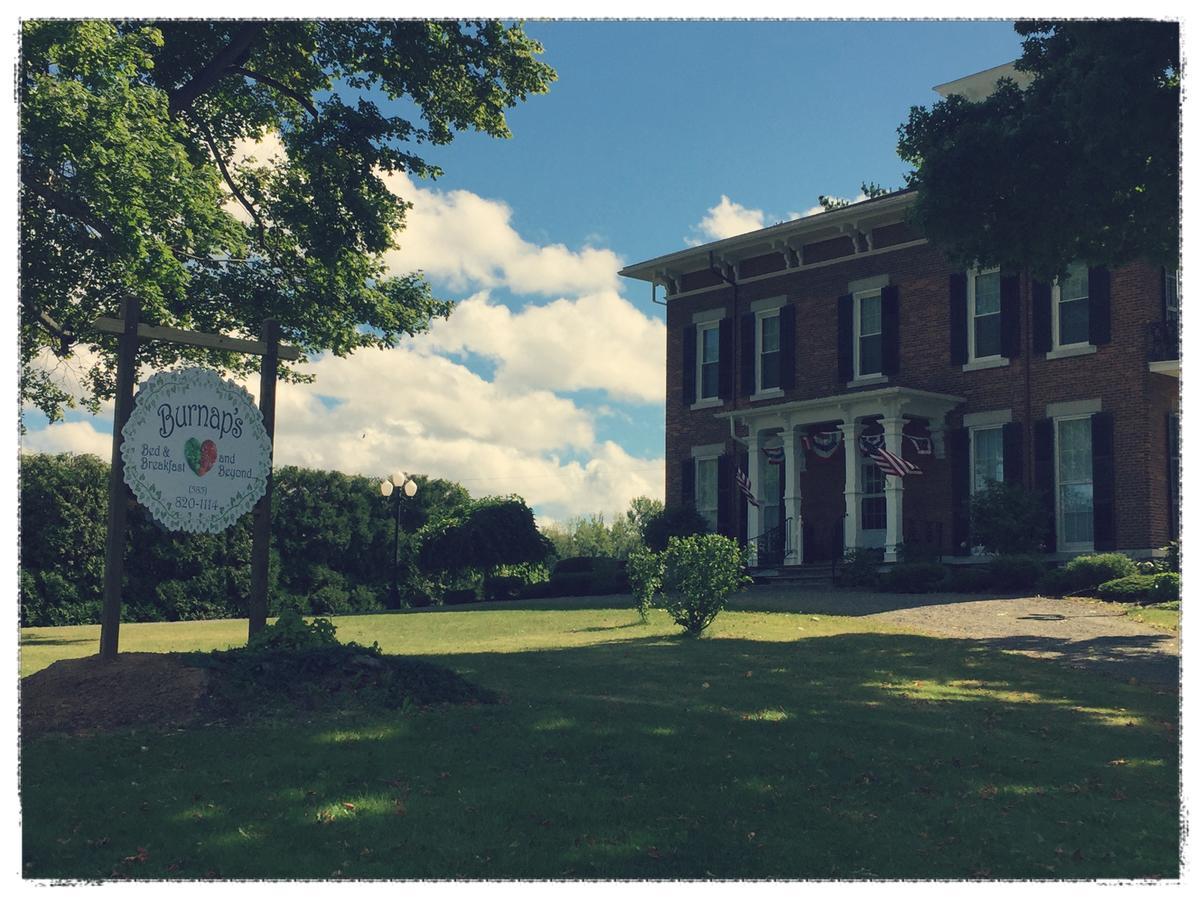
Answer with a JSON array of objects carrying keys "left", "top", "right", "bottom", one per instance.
[{"left": 736, "top": 587, "right": 1180, "bottom": 687}]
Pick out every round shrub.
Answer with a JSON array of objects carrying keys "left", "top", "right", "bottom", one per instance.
[
  {"left": 984, "top": 554, "right": 1046, "bottom": 592},
  {"left": 1152, "top": 572, "right": 1181, "bottom": 603},
  {"left": 944, "top": 565, "right": 993, "bottom": 593},
  {"left": 552, "top": 556, "right": 598, "bottom": 576},
  {"left": 642, "top": 506, "right": 710, "bottom": 553},
  {"left": 878, "top": 562, "right": 948, "bottom": 593},
  {"left": 1095, "top": 574, "right": 1161, "bottom": 604},
  {"left": 837, "top": 547, "right": 883, "bottom": 588},
  {"left": 969, "top": 482, "right": 1050, "bottom": 554},
  {"left": 659, "top": 534, "right": 750, "bottom": 636},
  {"left": 1055, "top": 553, "right": 1138, "bottom": 595}
]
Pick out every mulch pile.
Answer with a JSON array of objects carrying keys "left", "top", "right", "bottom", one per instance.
[{"left": 21, "top": 653, "right": 212, "bottom": 738}]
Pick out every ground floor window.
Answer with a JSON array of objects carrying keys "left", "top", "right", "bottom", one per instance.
[
  {"left": 1056, "top": 416, "right": 1094, "bottom": 549},
  {"left": 1169, "top": 413, "right": 1180, "bottom": 539},
  {"left": 760, "top": 456, "right": 782, "bottom": 533},
  {"left": 971, "top": 426, "right": 1004, "bottom": 494},
  {"left": 695, "top": 456, "right": 719, "bottom": 531},
  {"left": 861, "top": 461, "right": 886, "bottom": 531}
]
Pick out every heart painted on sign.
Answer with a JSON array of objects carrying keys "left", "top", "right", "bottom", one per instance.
[{"left": 184, "top": 438, "right": 219, "bottom": 476}]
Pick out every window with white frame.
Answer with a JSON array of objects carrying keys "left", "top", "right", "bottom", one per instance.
[
  {"left": 969, "top": 268, "right": 1003, "bottom": 361},
  {"left": 1056, "top": 416, "right": 1094, "bottom": 549},
  {"left": 697, "top": 323, "right": 720, "bottom": 401},
  {"left": 695, "top": 455, "right": 719, "bottom": 531},
  {"left": 1166, "top": 270, "right": 1181, "bottom": 321},
  {"left": 971, "top": 426, "right": 1005, "bottom": 494},
  {"left": 855, "top": 291, "right": 883, "bottom": 378},
  {"left": 1054, "top": 262, "right": 1090, "bottom": 349},
  {"left": 861, "top": 462, "right": 887, "bottom": 530},
  {"left": 758, "top": 311, "right": 781, "bottom": 392}
]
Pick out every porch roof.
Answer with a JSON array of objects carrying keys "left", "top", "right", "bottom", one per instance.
[{"left": 715, "top": 385, "right": 965, "bottom": 430}]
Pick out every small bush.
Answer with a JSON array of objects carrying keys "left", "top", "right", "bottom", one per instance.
[
  {"left": 642, "top": 506, "right": 710, "bottom": 553},
  {"left": 627, "top": 546, "right": 663, "bottom": 622},
  {"left": 969, "top": 482, "right": 1049, "bottom": 554},
  {"left": 878, "top": 562, "right": 948, "bottom": 593},
  {"left": 985, "top": 554, "right": 1046, "bottom": 592},
  {"left": 659, "top": 534, "right": 750, "bottom": 636},
  {"left": 483, "top": 575, "right": 524, "bottom": 603},
  {"left": 837, "top": 547, "right": 883, "bottom": 588},
  {"left": 896, "top": 541, "right": 941, "bottom": 564},
  {"left": 443, "top": 588, "right": 478, "bottom": 605},
  {"left": 1052, "top": 553, "right": 1138, "bottom": 596},
  {"left": 944, "top": 565, "right": 993, "bottom": 593},
  {"left": 1152, "top": 572, "right": 1181, "bottom": 603},
  {"left": 248, "top": 609, "right": 340, "bottom": 653},
  {"left": 1095, "top": 574, "right": 1161, "bottom": 604}
]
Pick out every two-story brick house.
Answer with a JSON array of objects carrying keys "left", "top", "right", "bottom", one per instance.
[{"left": 620, "top": 68, "right": 1180, "bottom": 568}]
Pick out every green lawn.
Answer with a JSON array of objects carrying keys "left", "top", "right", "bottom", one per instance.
[{"left": 21, "top": 597, "right": 1179, "bottom": 879}]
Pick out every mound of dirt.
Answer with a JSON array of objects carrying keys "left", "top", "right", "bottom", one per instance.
[{"left": 21, "top": 653, "right": 211, "bottom": 737}]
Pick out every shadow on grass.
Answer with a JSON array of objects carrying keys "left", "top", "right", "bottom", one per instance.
[
  {"left": 972, "top": 632, "right": 1179, "bottom": 687},
  {"left": 21, "top": 630, "right": 1180, "bottom": 881},
  {"left": 20, "top": 635, "right": 95, "bottom": 646}
]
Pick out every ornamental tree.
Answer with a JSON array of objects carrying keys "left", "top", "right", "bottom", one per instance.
[
  {"left": 20, "top": 19, "right": 555, "bottom": 421},
  {"left": 897, "top": 20, "right": 1179, "bottom": 279}
]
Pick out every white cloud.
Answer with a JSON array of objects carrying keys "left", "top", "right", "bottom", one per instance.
[
  {"left": 24, "top": 346, "right": 114, "bottom": 418},
  {"left": 20, "top": 420, "right": 110, "bottom": 457},
  {"left": 382, "top": 170, "right": 622, "bottom": 297},
  {"left": 424, "top": 290, "right": 665, "bottom": 405},
  {"left": 686, "top": 195, "right": 768, "bottom": 245}
]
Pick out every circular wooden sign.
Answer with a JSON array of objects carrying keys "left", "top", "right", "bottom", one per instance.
[{"left": 121, "top": 367, "right": 272, "bottom": 533}]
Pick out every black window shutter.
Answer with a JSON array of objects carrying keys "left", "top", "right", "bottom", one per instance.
[
  {"left": 716, "top": 453, "right": 732, "bottom": 537},
  {"left": 1161, "top": 267, "right": 1170, "bottom": 321},
  {"left": 736, "top": 449, "right": 750, "bottom": 545},
  {"left": 1091, "top": 411, "right": 1116, "bottom": 551},
  {"left": 837, "top": 294, "right": 854, "bottom": 382},
  {"left": 881, "top": 284, "right": 900, "bottom": 376},
  {"left": 1032, "top": 280, "right": 1052, "bottom": 353},
  {"left": 949, "top": 273, "right": 968, "bottom": 366},
  {"left": 680, "top": 457, "right": 695, "bottom": 509},
  {"left": 1002, "top": 421, "right": 1024, "bottom": 484},
  {"left": 718, "top": 317, "right": 733, "bottom": 400},
  {"left": 740, "top": 312, "right": 756, "bottom": 397},
  {"left": 949, "top": 428, "right": 971, "bottom": 555},
  {"left": 682, "top": 325, "right": 697, "bottom": 405},
  {"left": 778, "top": 304, "right": 796, "bottom": 390},
  {"left": 1088, "top": 266, "right": 1112, "bottom": 346},
  {"left": 1033, "top": 419, "right": 1056, "bottom": 552},
  {"left": 1168, "top": 413, "right": 1180, "bottom": 540},
  {"left": 1000, "top": 275, "right": 1021, "bottom": 359}
]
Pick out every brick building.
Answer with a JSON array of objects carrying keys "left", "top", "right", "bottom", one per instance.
[{"left": 619, "top": 67, "right": 1180, "bottom": 568}]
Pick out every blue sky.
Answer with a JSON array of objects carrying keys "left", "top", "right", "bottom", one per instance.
[{"left": 21, "top": 19, "right": 1027, "bottom": 523}]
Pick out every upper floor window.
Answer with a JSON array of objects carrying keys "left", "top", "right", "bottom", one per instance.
[
  {"left": 697, "top": 323, "right": 720, "bottom": 401},
  {"left": 694, "top": 455, "right": 719, "bottom": 531},
  {"left": 969, "top": 268, "right": 1002, "bottom": 361},
  {"left": 758, "top": 311, "right": 781, "bottom": 392},
  {"left": 970, "top": 425, "right": 1004, "bottom": 494},
  {"left": 1054, "top": 262, "right": 1090, "bottom": 349},
  {"left": 856, "top": 291, "right": 883, "bottom": 378},
  {"left": 1166, "top": 269, "right": 1181, "bottom": 321}
]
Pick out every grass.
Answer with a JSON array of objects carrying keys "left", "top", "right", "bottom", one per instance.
[
  {"left": 1125, "top": 603, "right": 1181, "bottom": 633},
  {"left": 21, "top": 597, "right": 1179, "bottom": 879}
]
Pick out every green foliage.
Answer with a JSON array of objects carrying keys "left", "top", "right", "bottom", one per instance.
[
  {"left": 247, "top": 608, "right": 340, "bottom": 653},
  {"left": 419, "top": 496, "right": 552, "bottom": 580},
  {"left": 968, "top": 482, "right": 1049, "bottom": 555},
  {"left": 642, "top": 505, "right": 710, "bottom": 553},
  {"left": 818, "top": 181, "right": 893, "bottom": 212},
  {"left": 984, "top": 554, "right": 1047, "bottom": 592},
  {"left": 837, "top": 547, "right": 883, "bottom": 588},
  {"left": 896, "top": 541, "right": 941, "bottom": 563},
  {"left": 1053, "top": 553, "right": 1139, "bottom": 596},
  {"left": 627, "top": 546, "right": 664, "bottom": 622},
  {"left": 898, "top": 21, "right": 1179, "bottom": 276},
  {"left": 658, "top": 534, "right": 750, "bottom": 637},
  {"left": 482, "top": 575, "right": 524, "bottom": 603},
  {"left": 540, "top": 496, "right": 664, "bottom": 561},
  {"left": 20, "top": 20, "right": 555, "bottom": 422},
  {"left": 1093, "top": 573, "right": 1179, "bottom": 605},
  {"left": 443, "top": 588, "right": 478, "bottom": 606},
  {"left": 877, "top": 562, "right": 948, "bottom": 594},
  {"left": 943, "top": 565, "right": 993, "bottom": 593}
]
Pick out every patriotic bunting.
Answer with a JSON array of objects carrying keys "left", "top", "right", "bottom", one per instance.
[
  {"left": 906, "top": 434, "right": 934, "bottom": 456},
  {"left": 762, "top": 446, "right": 785, "bottom": 465},
  {"left": 736, "top": 468, "right": 761, "bottom": 507},
  {"left": 805, "top": 430, "right": 842, "bottom": 458},
  {"left": 858, "top": 432, "right": 886, "bottom": 455}
]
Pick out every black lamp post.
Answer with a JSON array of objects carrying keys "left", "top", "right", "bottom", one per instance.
[{"left": 380, "top": 471, "right": 418, "bottom": 608}]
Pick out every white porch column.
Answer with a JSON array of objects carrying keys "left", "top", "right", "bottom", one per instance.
[
  {"left": 840, "top": 419, "right": 862, "bottom": 553},
  {"left": 781, "top": 427, "right": 801, "bottom": 564},
  {"left": 746, "top": 429, "right": 763, "bottom": 566},
  {"left": 882, "top": 416, "right": 906, "bottom": 562}
]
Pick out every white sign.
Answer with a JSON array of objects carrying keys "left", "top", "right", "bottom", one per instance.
[{"left": 121, "top": 367, "right": 272, "bottom": 533}]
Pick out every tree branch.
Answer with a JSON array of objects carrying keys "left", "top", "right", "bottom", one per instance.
[
  {"left": 37, "top": 311, "right": 77, "bottom": 356},
  {"left": 21, "top": 170, "right": 114, "bottom": 242},
  {"left": 194, "top": 119, "right": 267, "bottom": 248},
  {"left": 228, "top": 66, "right": 319, "bottom": 119},
  {"left": 168, "top": 22, "right": 267, "bottom": 117}
]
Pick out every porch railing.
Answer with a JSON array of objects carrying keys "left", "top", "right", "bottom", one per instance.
[{"left": 753, "top": 517, "right": 792, "bottom": 567}]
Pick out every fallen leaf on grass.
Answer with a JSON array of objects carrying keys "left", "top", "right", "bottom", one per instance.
[
  {"left": 342, "top": 802, "right": 356, "bottom": 811},
  {"left": 122, "top": 847, "right": 150, "bottom": 864}
]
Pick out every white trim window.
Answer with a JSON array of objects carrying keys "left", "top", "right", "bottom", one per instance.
[
  {"left": 860, "top": 462, "right": 887, "bottom": 531},
  {"left": 968, "top": 267, "right": 1003, "bottom": 362},
  {"left": 1166, "top": 269, "right": 1181, "bottom": 321},
  {"left": 1053, "top": 262, "right": 1090, "bottom": 350},
  {"left": 1055, "top": 416, "right": 1094, "bottom": 551},
  {"left": 855, "top": 290, "right": 883, "bottom": 378},
  {"left": 757, "top": 310, "right": 781, "bottom": 392},
  {"left": 697, "top": 322, "right": 720, "bottom": 401},
  {"left": 970, "top": 425, "right": 1004, "bottom": 494},
  {"left": 695, "top": 455, "right": 719, "bottom": 532}
]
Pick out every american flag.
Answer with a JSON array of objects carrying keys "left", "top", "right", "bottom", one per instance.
[
  {"left": 736, "top": 468, "right": 762, "bottom": 507},
  {"left": 762, "top": 446, "right": 785, "bottom": 465},
  {"left": 870, "top": 447, "right": 922, "bottom": 477}
]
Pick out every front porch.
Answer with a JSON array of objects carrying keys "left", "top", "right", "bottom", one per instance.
[{"left": 719, "top": 386, "right": 964, "bottom": 566}]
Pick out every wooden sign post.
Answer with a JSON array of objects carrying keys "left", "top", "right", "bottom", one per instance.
[{"left": 93, "top": 308, "right": 300, "bottom": 659}]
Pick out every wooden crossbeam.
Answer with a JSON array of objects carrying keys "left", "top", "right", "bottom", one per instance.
[{"left": 92, "top": 317, "right": 302, "bottom": 361}]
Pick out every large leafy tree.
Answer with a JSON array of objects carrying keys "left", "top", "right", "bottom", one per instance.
[
  {"left": 20, "top": 20, "right": 555, "bottom": 421},
  {"left": 897, "top": 20, "right": 1178, "bottom": 279}
]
